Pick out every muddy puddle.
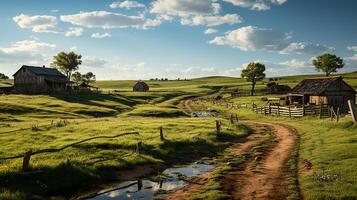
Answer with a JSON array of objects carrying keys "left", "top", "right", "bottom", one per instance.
[{"left": 82, "top": 161, "right": 214, "bottom": 200}]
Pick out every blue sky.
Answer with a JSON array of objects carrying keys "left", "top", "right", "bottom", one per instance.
[{"left": 0, "top": 0, "right": 356, "bottom": 80}]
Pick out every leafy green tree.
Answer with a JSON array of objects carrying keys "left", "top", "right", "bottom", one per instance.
[
  {"left": 82, "top": 72, "right": 96, "bottom": 84},
  {"left": 0, "top": 73, "right": 9, "bottom": 80},
  {"left": 313, "top": 54, "right": 344, "bottom": 77},
  {"left": 241, "top": 62, "right": 266, "bottom": 96},
  {"left": 51, "top": 51, "right": 82, "bottom": 80},
  {"left": 71, "top": 72, "right": 82, "bottom": 85}
]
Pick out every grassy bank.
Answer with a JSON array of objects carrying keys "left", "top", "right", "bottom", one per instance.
[{"left": 198, "top": 96, "right": 357, "bottom": 199}]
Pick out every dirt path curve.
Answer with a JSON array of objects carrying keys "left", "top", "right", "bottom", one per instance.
[
  {"left": 163, "top": 121, "right": 297, "bottom": 200},
  {"left": 184, "top": 100, "right": 193, "bottom": 112},
  {"left": 229, "top": 121, "right": 297, "bottom": 200}
]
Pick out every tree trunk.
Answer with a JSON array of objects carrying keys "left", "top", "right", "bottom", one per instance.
[{"left": 251, "top": 81, "right": 256, "bottom": 96}]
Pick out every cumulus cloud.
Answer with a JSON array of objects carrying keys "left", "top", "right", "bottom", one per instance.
[
  {"left": 224, "top": 0, "right": 287, "bottom": 10},
  {"left": 280, "top": 42, "right": 334, "bottom": 55},
  {"left": 150, "top": 0, "right": 220, "bottom": 17},
  {"left": 210, "top": 26, "right": 335, "bottom": 55},
  {"left": 13, "top": 14, "right": 57, "bottom": 33},
  {"left": 0, "top": 40, "right": 56, "bottom": 75},
  {"left": 347, "top": 45, "right": 357, "bottom": 52},
  {"left": 0, "top": 40, "right": 56, "bottom": 53},
  {"left": 181, "top": 14, "right": 242, "bottom": 26},
  {"left": 91, "top": 32, "right": 112, "bottom": 39},
  {"left": 110, "top": 0, "right": 146, "bottom": 9},
  {"left": 209, "top": 26, "right": 288, "bottom": 51},
  {"left": 60, "top": 11, "right": 161, "bottom": 29},
  {"left": 64, "top": 27, "right": 83, "bottom": 37},
  {"left": 83, "top": 56, "right": 108, "bottom": 68},
  {"left": 204, "top": 28, "right": 218, "bottom": 34}
]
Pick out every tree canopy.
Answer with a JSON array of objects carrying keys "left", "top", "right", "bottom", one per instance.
[
  {"left": 0, "top": 73, "right": 9, "bottom": 80},
  {"left": 241, "top": 62, "right": 266, "bottom": 96},
  {"left": 313, "top": 54, "right": 344, "bottom": 76},
  {"left": 51, "top": 51, "right": 82, "bottom": 80}
]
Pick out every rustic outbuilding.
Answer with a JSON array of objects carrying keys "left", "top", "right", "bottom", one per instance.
[
  {"left": 287, "top": 76, "right": 356, "bottom": 111},
  {"left": 13, "top": 65, "right": 71, "bottom": 93},
  {"left": 133, "top": 81, "right": 149, "bottom": 92},
  {"left": 267, "top": 83, "right": 291, "bottom": 94}
]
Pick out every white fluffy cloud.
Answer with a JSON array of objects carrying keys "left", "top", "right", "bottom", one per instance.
[
  {"left": 64, "top": 27, "right": 83, "bottom": 37},
  {"left": 347, "top": 46, "right": 357, "bottom": 52},
  {"left": 210, "top": 26, "right": 288, "bottom": 51},
  {"left": 0, "top": 40, "right": 56, "bottom": 54},
  {"left": 0, "top": 40, "right": 56, "bottom": 75},
  {"left": 110, "top": 1, "right": 145, "bottom": 9},
  {"left": 224, "top": 0, "right": 287, "bottom": 10},
  {"left": 204, "top": 28, "right": 218, "bottom": 34},
  {"left": 280, "top": 42, "right": 335, "bottom": 55},
  {"left": 13, "top": 14, "right": 57, "bottom": 33},
  {"left": 181, "top": 14, "right": 242, "bottom": 26},
  {"left": 83, "top": 56, "right": 108, "bottom": 68},
  {"left": 60, "top": 11, "right": 161, "bottom": 29},
  {"left": 210, "top": 26, "right": 335, "bottom": 55},
  {"left": 150, "top": 0, "right": 220, "bottom": 16},
  {"left": 91, "top": 32, "right": 112, "bottom": 39}
]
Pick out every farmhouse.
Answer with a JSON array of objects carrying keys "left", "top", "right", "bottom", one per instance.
[
  {"left": 133, "top": 81, "right": 149, "bottom": 92},
  {"left": 287, "top": 76, "right": 356, "bottom": 111},
  {"left": 13, "top": 65, "right": 70, "bottom": 93}
]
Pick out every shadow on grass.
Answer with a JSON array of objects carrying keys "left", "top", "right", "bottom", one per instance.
[{"left": 50, "top": 93, "right": 138, "bottom": 116}]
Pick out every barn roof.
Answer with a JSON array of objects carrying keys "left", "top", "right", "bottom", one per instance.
[
  {"left": 14, "top": 65, "right": 67, "bottom": 78},
  {"left": 291, "top": 76, "right": 354, "bottom": 95}
]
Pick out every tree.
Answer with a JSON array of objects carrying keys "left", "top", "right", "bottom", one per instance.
[
  {"left": 241, "top": 62, "right": 266, "bottom": 96},
  {"left": 313, "top": 54, "right": 344, "bottom": 77},
  {"left": 51, "top": 51, "right": 82, "bottom": 80},
  {"left": 72, "top": 72, "right": 82, "bottom": 85},
  {"left": 82, "top": 72, "right": 96, "bottom": 84},
  {"left": 0, "top": 73, "right": 9, "bottom": 80}
]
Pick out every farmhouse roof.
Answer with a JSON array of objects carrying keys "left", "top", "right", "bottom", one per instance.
[
  {"left": 14, "top": 65, "right": 67, "bottom": 78},
  {"left": 291, "top": 76, "right": 354, "bottom": 95}
]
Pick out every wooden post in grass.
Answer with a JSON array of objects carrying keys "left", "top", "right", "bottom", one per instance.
[
  {"left": 319, "top": 104, "right": 323, "bottom": 119},
  {"left": 159, "top": 127, "right": 164, "bottom": 141},
  {"left": 348, "top": 100, "right": 357, "bottom": 123},
  {"left": 288, "top": 106, "right": 291, "bottom": 118},
  {"left": 22, "top": 150, "right": 32, "bottom": 172},
  {"left": 136, "top": 142, "right": 143, "bottom": 154},
  {"left": 336, "top": 107, "right": 340, "bottom": 122},
  {"left": 216, "top": 120, "right": 221, "bottom": 135},
  {"left": 277, "top": 105, "right": 280, "bottom": 116}
]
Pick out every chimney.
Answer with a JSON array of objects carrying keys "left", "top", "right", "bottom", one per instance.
[{"left": 43, "top": 65, "right": 46, "bottom": 68}]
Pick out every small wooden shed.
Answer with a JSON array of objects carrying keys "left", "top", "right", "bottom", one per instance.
[
  {"left": 133, "top": 81, "right": 149, "bottom": 92},
  {"left": 288, "top": 76, "right": 356, "bottom": 111}
]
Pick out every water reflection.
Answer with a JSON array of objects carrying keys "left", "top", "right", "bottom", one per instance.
[{"left": 87, "top": 162, "right": 214, "bottom": 200}]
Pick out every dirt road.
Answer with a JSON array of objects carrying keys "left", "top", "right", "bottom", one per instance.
[
  {"left": 164, "top": 121, "right": 297, "bottom": 200},
  {"left": 227, "top": 121, "right": 297, "bottom": 200}
]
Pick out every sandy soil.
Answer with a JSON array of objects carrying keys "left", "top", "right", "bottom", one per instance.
[{"left": 226, "top": 122, "right": 297, "bottom": 200}]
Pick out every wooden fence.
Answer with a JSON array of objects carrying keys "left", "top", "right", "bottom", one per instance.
[{"left": 252, "top": 104, "right": 332, "bottom": 118}]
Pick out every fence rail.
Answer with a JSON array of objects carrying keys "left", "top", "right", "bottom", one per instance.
[{"left": 252, "top": 104, "right": 331, "bottom": 118}]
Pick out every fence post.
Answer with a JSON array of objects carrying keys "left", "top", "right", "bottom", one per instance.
[
  {"left": 336, "top": 107, "right": 340, "bottom": 122},
  {"left": 136, "top": 142, "right": 143, "bottom": 154},
  {"left": 22, "top": 150, "right": 32, "bottom": 172},
  {"left": 277, "top": 105, "right": 280, "bottom": 116},
  {"left": 216, "top": 120, "right": 221, "bottom": 135},
  {"left": 348, "top": 100, "right": 357, "bottom": 123},
  {"left": 269, "top": 103, "right": 271, "bottom": 115},
  {"left": 303, "top": 105, "right": 306, "bottom": 116},
  {"left": 288, "top": 106, "right": 291, "bottom": 118},
  {"left": 159, "top": 127, "right": 164, "bottom": 141},
  {"left": 319, "top": 104, "right": 323, "bottom": 119}
]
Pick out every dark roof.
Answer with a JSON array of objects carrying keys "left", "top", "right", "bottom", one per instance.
[
  {"left": 291, "top": 76, "right": 354, "bottom": 95},
  {"left": 14, "top": 65, "right": 67, "bottom": 78},
  {"left": 44, "top": 76, "right": 70, "bottom": 83}
]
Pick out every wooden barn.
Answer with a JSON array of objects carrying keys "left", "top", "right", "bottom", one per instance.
[
  {"left": 133, "top": 81, "right": 149, "bottom": 92},
  {"left": 13, "top": 65, "right": 71, "bottom": 93},
  {"left": 287, "top": 77, "right": 356, "bottom": 111}
]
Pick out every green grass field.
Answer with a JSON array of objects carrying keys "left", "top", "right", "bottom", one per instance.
[{"left": 0, "top": 71, "right": 357, "bottom": 199}]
